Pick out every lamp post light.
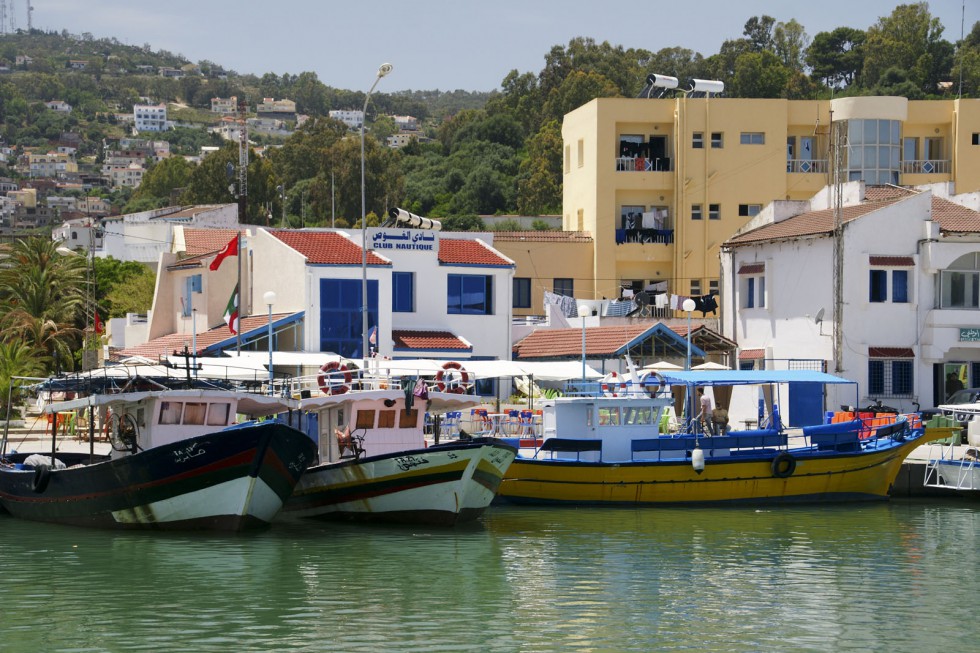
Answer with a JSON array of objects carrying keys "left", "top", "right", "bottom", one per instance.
[
  {"left": 263, "top": 290, "right": 277, "bottom": 394},
  {"left": 683, "top": 297, "right": 696, "bottom": 370},
  {"left": 361, "top": 62, "right": 393, "bottom": 370}
]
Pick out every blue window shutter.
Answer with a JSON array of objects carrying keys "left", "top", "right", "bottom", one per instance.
[{"left": 892, "top": 270, "right": 908, "bottom": 303}]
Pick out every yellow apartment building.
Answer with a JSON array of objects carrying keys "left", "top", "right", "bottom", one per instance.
[{"left": 557, "top": 94, "right": 980, "bottom": 311}]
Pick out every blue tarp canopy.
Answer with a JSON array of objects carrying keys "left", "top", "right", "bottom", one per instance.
[{"left": 645, "top": 370, "right": 856, "bottom": 387}]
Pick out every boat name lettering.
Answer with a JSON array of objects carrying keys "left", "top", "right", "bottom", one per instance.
[
  {"left": 174, "top": 443, "right": 206, "bottom": 464},
  {"left": 395, "top": 455, "right": 428, "bottom": 471},
  {"left": 289, "top": 452, "right": 309, "bottom": 473}
]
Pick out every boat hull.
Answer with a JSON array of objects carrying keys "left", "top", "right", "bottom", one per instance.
[
  {"left": 283, "top": 438, "right": 516, "bottom": 525},
  {"left": 498, "top": 436, "right": 932, "bottom": 506},
  {"left": 0, "top": 422, "right": 317, "bottom": 531}
]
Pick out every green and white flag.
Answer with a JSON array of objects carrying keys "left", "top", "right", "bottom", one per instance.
[{"left": 224, "top": 283, "right": 239, "bottom": 335}]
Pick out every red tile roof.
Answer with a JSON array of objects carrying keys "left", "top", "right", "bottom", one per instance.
[
  {"left": 738, "top": 263, "right": 765, "bottom": 274},
  {"left": 869, "top": 256, "right": 914, "bottom": 266},
  {"left": 492, "top": 231, "right": 594, "bottom": 243},
  {"left": 182, "top": 228, "right": 246, "bottom": 257},
  {"left": 868, "top": 347, "right": 914, "bottom": 358},
  {"left": 739, "top": 349, "right": 766, "bottom": 360},
  {"left": 392, "top": 330, "right": 471, "bottom": 351},
  {"left": 269, "top": 230, "right": 389, "bottom": 265},
  {"left": 513, "top": 325, "right": 653, "bottom": 359},
  {"left": 439, "top": 239, "right": 512, "bottom": 266},
  {"left": 933, "top": 197, "right": 980, "bottom": 233},
  {"left": 119, "top": 312, "right": 294, "bottom": 359}
]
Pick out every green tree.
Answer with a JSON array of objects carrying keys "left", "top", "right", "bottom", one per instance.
[
  {"left": 517, "top": 119, "right": 563, "bottom": 215},
  {"left": 732, "top": 50, "right": 791, "bottom": 98},
  {"left": 862, "top": 3, "right": 952, "bottom": 93},
  {"left": 103, "top": 267, "right": 156, "bottom": 317},
  {"left": 773, "top": 19, "right": 810, "bottom": 72},
  {"left": 807, "top": 27, "right": 866, "bottom": 89},
  {"left": 130, "top": 156, "right": 194, "bottom": 205},
  {"left": 0, "top": 339, "right": 47, "bottom": 419}
]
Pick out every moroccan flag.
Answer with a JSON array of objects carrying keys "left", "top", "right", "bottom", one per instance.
[
  {"left": 223, "top": 284, "right": 239, "bottom": 335},
  {"left": 209, "top": 234, "right": 238, "bottom": 271}
]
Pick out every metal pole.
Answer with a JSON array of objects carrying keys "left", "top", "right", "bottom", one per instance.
[
  {"left": 268, "top": 301, "right": 274, "bottom": 393},
  {"left": 361, "top": 63, "right": 392, "bottom": 370}
]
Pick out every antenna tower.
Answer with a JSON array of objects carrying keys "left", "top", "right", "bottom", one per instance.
[
  {"left": 831, "top": 114, "right": 846, "bottom": 373},
  {"left": 237, "top": 97, "right": 248, "bottom": 223},
  {"left": 0, "top": 2, "right": 7, "bottom": 35},
  {"left": 26, "top": 0, "right": 32, "bottom": 31}
]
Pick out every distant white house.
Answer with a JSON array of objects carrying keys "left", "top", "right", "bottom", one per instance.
[
  {"left": 721, "top": 181, "right": 980, "bottom": 414},
  {"left": 133, "top": 103, "right": 170, "bottom": 132},
  {"left": 45, "top": 100, "right": 72, "bottom": 113},
  {"left": 328, "top": 109, "right": 363, "bottom": 130}
]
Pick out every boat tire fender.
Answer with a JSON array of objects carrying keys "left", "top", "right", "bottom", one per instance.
[
  {"left": 771, "top": 452, "right": 797, "bottom": 479},
  {"left": 32, "top": 464, "right": 51, "bottom": 493}
]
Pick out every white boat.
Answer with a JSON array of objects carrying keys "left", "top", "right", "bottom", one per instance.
[
  {"left": 281, "top": 387, "right": 516, "bottom": 525},
  {"left": 924, "top": 402, "right": 980, "bottom": 493},
  {"left": 0, "top": 386, "right": 317, "bottom": 531}
]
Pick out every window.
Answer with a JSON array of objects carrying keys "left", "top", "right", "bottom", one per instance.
[
  {"left": 513, "top": 277, "right": 531, "bottom": 309},
  {"left": 691, "top": 204, "right": 703, "bottom": 220},
  {"left": 355, "top": 410, "right": 375, "bottom": 430},
  {"left": 740, "top": 132, "right": 765, "bottom": 145},
  {"left": 711, "top": 132, "right": 723, "bottom": 148},
  {"left": 377, "top": 410, "right": 396, "bottom": 428},
  {"left": 576, "top": 209, "right": 584, "bottom": 231},
  {"left": 392, "top": 271, "right": 414, "bottom": 312},
  {"left": 577, "top": 139, "right": 584, "bottom": 168},
  {"left": 747, "top": 278, "right": 756, "bottom": 308},
  {"left": 554, "top": 278, "right": 574, "bottom": 297},
  {"left": 399, "top": 409, "right": 419, "bottom": 428},
  {"left": 708, "top": 204, "right": 720, "bottom": 220},
  {"left": 903, "top": 137, "right": 918, "bottom": 161},
  {"left": 868, "top": 359, "right": 914, "bottom": 397},
  {"left": 692, "top": 132, "right": 704, "bottom": 149},
  {"left": 182, "top": 274, "right": 202, "bottom": 317},
  {"left": 564, "top": 145, "right": 571, "bottom": 173},
  {"left": 869, "top": 270, "right": 888, "bottom": 302},
  {"left": 738, "top": 204, "right": 762, "bottom": 217},
  {"left": 207, "top": 403, "right": 230, "bottom": 426},
  {"left": 973, "top": 133, "right": 980, "bottom": 146},
  {"left": 690, "top": 279, "right": 702, "bottom": 296},
  {"left": 847, "top": 119, "right": 900, "bottom": 185},
  {"left": 159, "top": 401, "right": 182, "bottom": 425},
  {"left": 447, "top": 274, "right": 493, "bottom": 315},
  {"left": 183, "top": 402, "right": 207, "bottom": 425},
  {"left": 320, "top": 279, "right": 378, "bottom": 359},
  {"left": 709, "top": 280, "right": 719, "bottom": 295},
  {"left": 870, "top": 268, "right": 911, "bottom": 303},
  {"left": 740, "top": 264, "right": 766, "bottom": 309}
]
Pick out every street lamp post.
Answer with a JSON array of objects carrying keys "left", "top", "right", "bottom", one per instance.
[
  {"left": 683, "top": 297, "right": 696, "bottom": 370},
  {"left": 361, "top": 63, "right": 393, "bottom": 370},
  {"left": 264, "top": 290, "right": 277, "bottom": 394}
]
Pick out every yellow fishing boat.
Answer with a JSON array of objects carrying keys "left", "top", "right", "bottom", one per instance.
[{"left": 498, "top": 370, "right": 946, "bottom": 505}]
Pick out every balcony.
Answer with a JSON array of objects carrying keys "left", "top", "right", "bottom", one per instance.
[
  {"left": 786, "top": 159, "right": 828, "bottom": 173},
  {"left": 901, "top": 160, "right": 951, "bottom": 174},
  {"left": 615, "top": 228, "right": 674, "bottom": 245},
  {"left": 616, "top": 157, "right": 672, "bottom": 172}
]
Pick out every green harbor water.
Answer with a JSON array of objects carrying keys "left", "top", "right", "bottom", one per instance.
[{"left": 0, "top": 500, "right": 977, "bottom": 652}]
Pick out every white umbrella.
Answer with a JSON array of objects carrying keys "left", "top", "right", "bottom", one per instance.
[
  {"left": 643, "top": 360, "right": 682, "bottom": 370},
  {"left": 692, "top": 361, "right": 731, "bottom": 370}
]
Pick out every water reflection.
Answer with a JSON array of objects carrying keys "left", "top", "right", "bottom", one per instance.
[{"left": 0, "top": 502, "right": 977, "bottom": 652}]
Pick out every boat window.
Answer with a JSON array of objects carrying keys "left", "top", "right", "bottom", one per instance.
[
  {"left": 207, "top": 403, "right": 230, "bottom": 426},
  {"left": 598, "top": 407, "right": 620, "bottom": 426},
  {"left": 355, "top": 410, "right": 375, "bottom": 430},
  {"left": 378, "top": 410, "right": 396, "bottom": 428},
  {"left": 159, "top": 401, "right": 182, "bottom": 425},
  {"left": 183, "top": 402, "right": 207, "bottom": 425},
  {"left": 623, "top": 407, "right": 654, "bottom": 425},
  {"left": 399, "top": 408, "right": 419, "bottom": 428}
]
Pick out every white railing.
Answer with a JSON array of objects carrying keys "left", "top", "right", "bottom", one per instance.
[
  {"left": 615, "top": 157, "right": 672, "bottom": 172},
  {"left": 901, "top": 160, "right": 951, "bottom": 174},
  {"left": 786, "top": 159, "right": 828, "bottom": 173}
]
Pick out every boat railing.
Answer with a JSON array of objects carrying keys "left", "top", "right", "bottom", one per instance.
[{"left": 924, "top": 441, "right": 979, "bottom": 490}]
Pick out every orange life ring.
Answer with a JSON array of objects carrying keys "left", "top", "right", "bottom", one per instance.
[
  {"left": 318, "top": 361, "right": 351, "bottom": 395},
  {"left": 436, "top": 361, "right": 469, "bottom": 393}
]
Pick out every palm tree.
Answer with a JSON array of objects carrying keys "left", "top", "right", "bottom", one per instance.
[
  {"left": 0, "top": 237, "right": 87, "bottom": 371},
  {"left": 0, "top": 338, "right": 48, "bottom": 420}
]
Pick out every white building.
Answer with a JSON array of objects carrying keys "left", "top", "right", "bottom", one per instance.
[
  {"left": 328, "top": 109, "right": 363, "bottom": 130},
  {"left": 721, "top": 181, "right": 980, "bottom": 415},
  {"left": 99, "top": 204, "right": 240, "bottom": 265},
  {"left": 133, "top": 103, "right": 169, "bottom": 132},
  {"left": 44, "top": 100, "right": 72, "bottom": 113}
]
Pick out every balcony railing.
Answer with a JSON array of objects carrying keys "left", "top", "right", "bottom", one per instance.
[
  {"left": 901, "top": 160, "right": 951, "bottom": 174},
  {"left": 615, "top": 228, "right": 674, "bottom": 245},
  {"left": 786, "top": 159, "right": 828, "bottom": 173},
  {"left": 616, "top": 157, "right": 672, "bottom": 172}
]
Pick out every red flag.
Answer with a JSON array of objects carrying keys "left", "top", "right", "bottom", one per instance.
[
  {"left": 209, "top": 234, "right": 239, "bottom": 271},
  {"left": 223, "top": 284, "right": 239, "bottom": 335},
  {"left": 94, "top": 311, "right": 103, "bottom": 334}
]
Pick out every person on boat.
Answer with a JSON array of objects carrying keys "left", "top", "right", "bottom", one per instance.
[
  {"left": 711, "top": 407, "right": 729, "bottom": 436},
  {"left": 697, "top": 389, "right": 713, "bottom": 435},
  {"left": 335, "top": 426, "right": 353, "bottom": 455}
]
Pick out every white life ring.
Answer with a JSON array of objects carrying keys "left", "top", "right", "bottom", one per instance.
[
  {"left": 601, "top": 372, "right": 629, "bottom": 397},
  {"left": 317, "top": 361, "right": 351, "bottom": 395},
  {"left": 436, "top": 361, "right": 469, "bottom": 394},
  {"left": 640, "top": 370, "right": 668, "bottom": 396}
]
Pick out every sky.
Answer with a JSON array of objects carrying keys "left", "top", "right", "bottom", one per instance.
[{"left": 25, "top": 0, "right": 977, "bottom": 92}]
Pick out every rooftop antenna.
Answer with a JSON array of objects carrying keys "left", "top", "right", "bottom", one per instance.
[
  {"left": 26, "top": 0, "right": 31, "bottom": 31},
  {"left": 958, "top": 0, "right": 965, "bottom": 99}
]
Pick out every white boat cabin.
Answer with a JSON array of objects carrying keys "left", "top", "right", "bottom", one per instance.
[{"left": 44, "top": 389, "right": 299, "bottom": 459}]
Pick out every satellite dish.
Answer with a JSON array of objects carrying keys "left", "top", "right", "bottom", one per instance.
[{"left": 814, "top": 308, "right": 825, "bottom": 324}]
